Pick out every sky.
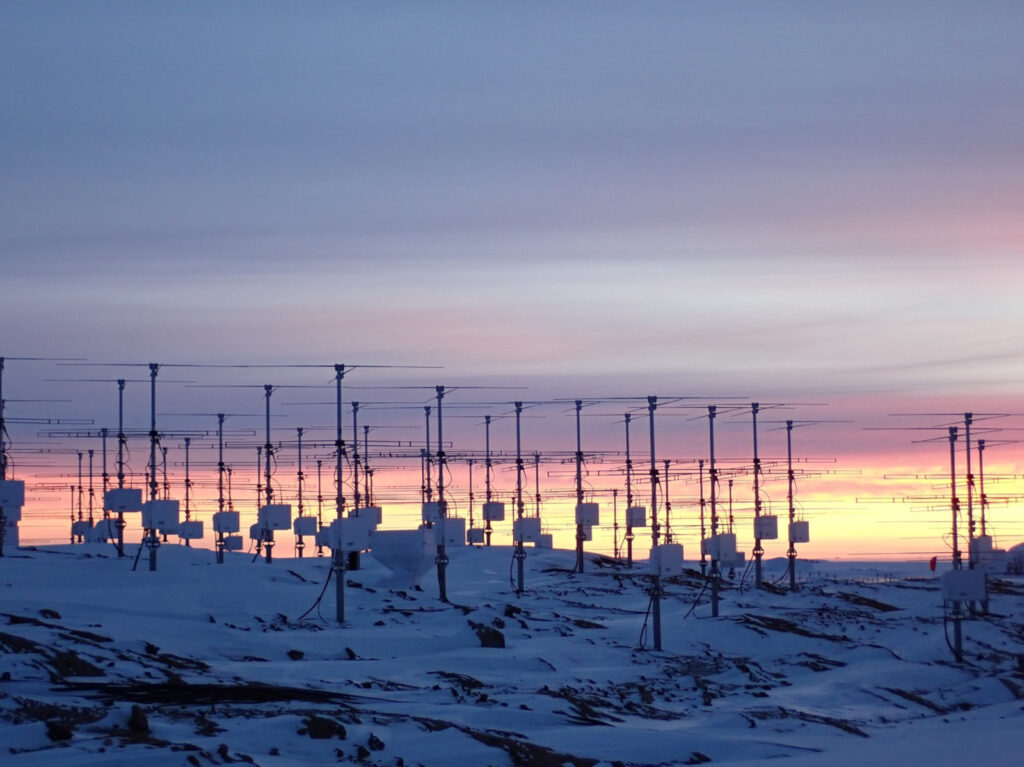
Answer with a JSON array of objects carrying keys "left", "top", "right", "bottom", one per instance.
[{"left": 2, "top": 2, "right": 1023, "bottom": 558}]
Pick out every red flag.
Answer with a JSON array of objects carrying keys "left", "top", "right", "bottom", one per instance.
[{"left": 929, "top": 556, "right": 937, "bottom": 572}]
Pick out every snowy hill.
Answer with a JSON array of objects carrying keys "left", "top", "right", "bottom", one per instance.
[{"left": 1, "top": 544, "right": 1022, "bottom": 766}]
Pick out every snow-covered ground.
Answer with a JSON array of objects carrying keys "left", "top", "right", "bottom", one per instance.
[{"left": 1, "top": 543, "right": 1021, "bottom": 766}]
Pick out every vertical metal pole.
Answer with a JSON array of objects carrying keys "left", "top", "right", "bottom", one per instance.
[
  {"left": 332, "top": 365, "right": 347, "bottom": 622},
  {"left": 612, "top": 488, "right": 619, "bottom": 559},
  {"left": 183, "top": 437, "right": 192, "bottom": 547},
  {"left": 263, "top": 385, "right": 274, "bottom": 563},
  {"left": 316, "top": 459, "right": 324, "bottom": 557},
  {"left": 534, "top": 452, "right": 541, "bottom": 517},
  {"left": 574, "top": 400, "right": 585, "bottom": 573},
  {"left": 100, "top": 428, "right": 109, "bottom": 510},
  {"left": 363, "top": 426, "right": 371, "bottom": 505},
  {"left": 424, "top": 406, "right": 432, "bottom": 503},
  {"left": 77, "top": 451, "right": 83, "bottom": 541},
  {"left": 87, "top": 449, "right": 95, "bottom": 527},
  {"left": 752, "top": 402, "right": 763, "bottom": 589},
  {"left": 698, "top": 459, "right": 707, "bottom": 575},
  {"left": 663, "top": 459, "right": 671, "bottom": 543},
  {"left": 352, "top": 402, "right": 360, "bottom": 509},
  {"left": 978, "top": 439, "right": 989, "bottom": 613},
  {"left": 709, "top": 406, "right": 720, "bottom": 617},
  {"left": 256, "top": 447, "right": 263, "bottom": 509},
  {"left": 216, "top": 414, "right": 225, "bottom": 563},
  {"left": 625, "top": 412, "right": 634, "bottom": 566},
  {"left": 648, "top": 396, "right": 661, "bottom": 651},
  {"left": 435, "top": 386, "right": 449, "bottom": 603},
  {"left": 467, "top": 459, "right": 474, "bottom": 536},
  {"left": 965, "top": 413, "right": 975, "bottom": 570},
  {"left": 514, "top": 402, "right": 526, "bottom": 595},
  {"left": 147, "top": 363, "right": 160, "bottom": 571},
  {"left": 485, "top": 415, "right": 493, "bottom": 546},
  {"left": 296, "top": 427, "right": 305, "bottom": 558},
  {"left": 786, "top": 420, "right": 797, "bottom": 591},
  {"left": 949, "top": 426, "right": 963, "bottom": 662},
  {"left": 115, "top": 380, "right": 127, "bottom": 557}
]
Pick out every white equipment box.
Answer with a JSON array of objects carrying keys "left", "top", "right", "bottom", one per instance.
[
  {"left": 224, "top": 535, "right": 244, "bottom": 551},
  {"left": 441, "top": 517, "right": 466, "bottom": 548},
  {"left": 104, "top": 487, "right": 142, "bottom": 513},
  {"left": 293, "top": 516, "right": 318, "bottom": 536},
  {"left": 650, "top": 543, "right": 684, "bottom": 577},
  {"left": 213, "top": 510, "right": 240, "bottom": 534},
  {"left": 467, "top": 527, "right": 485, "bottom": 545},
  {"left": 942, "top": 569, "right": 987, "bottom": 601},
  {"left": 421, "top": 502, "right": 442, "bottom": 523},
  {"left": 71, "top": 520, "right": 93, "bottom": 537},
  {"left": 514, "top": 517, "right": 542, "bottom": 543},
  {"left": 575, "top": 502, "right": 600, "bottom": 527},
  {"left": 626, "top": 506, "right": 646, "bottom": 527},
  {"left": 789, "top": 520, "right": 810, "bottom": 543},
  {"left": 354, "top": 506, "right": 383, "bottom": 529},
  {"left": 178, "top": 520, "right": 203, "bottom": 540},
  {"left": 258, "top": 504, "right": 292, "bottom": 531},
  {"left": 0, "top": 479, "right": 25, "bottom": 508},
  {"left": 536, "top": 533, "right": 553, "bottom": 549},
  {"left": 482, "top": 501, "right": 505, "bottom": 522},
  {"left": 329, "top": 516, "right": 371, "bottom": 551},
  {"left": 754, "top": 514, "right": 778, "bottom": 540},
  {"left": 142, "top": 500, "right": 179, "bottom": 530}
]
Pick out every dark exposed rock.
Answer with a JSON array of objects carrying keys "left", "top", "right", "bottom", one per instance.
[
  {"left": 468, "top": 620, "right": 505, "bottom": 648},
  {"left": 128, "top": 704, "right": 150, "bottom": 735},
  {"left": 304, "top": 715, "right": 347, "bottom": 740},
  {"left": 46, "top": 720, "right": 74, "bottom": 741}
]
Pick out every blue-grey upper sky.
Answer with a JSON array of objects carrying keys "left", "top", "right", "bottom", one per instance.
[{"left": 2, "top": 1, "right": 1022, "bottom": 393}]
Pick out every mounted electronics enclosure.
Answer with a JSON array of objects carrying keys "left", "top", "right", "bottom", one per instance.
[
  {"left": 754, "top": 515, "right": 778, "bottom": 540},
  {"left": 650, "top": 543, "right": 684, "bottom": 577},
  {"left": 626, "top": 506, "right": 646, "bottom": 527},
  {"left": 482, "top": 501, "right": 505, "bottom": 522},
  {"left": 258, "top": 504, "right": 292, "bottom": 531},
  {"left": 105, "top": 487, "right": 142, "bottom": 513},
  {"left": 575, "top": 502, "right": 600, "bottom": 527}
]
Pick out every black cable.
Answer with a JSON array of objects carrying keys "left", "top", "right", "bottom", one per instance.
[
  {"left": 637, "top": 593, "right": 654, "bottom": 649},
  {"left": 297, "top": 565, "right": 334, "bottom": 623},
  {"left": 737, "top": 556, "right": 755, "bottom": 593},
  {"left": 683, "top": 579, "right": 710, "bottom": 619}
]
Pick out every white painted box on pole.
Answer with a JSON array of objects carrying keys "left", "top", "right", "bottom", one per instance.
[
  {"left": 789, "top": 520, "right": 810, "bottom": 543},
  {"left": 213, "top": 510, "right": 240, "bottom": 534},
  {"left": 536, "top": 533, "right": 553, "bottom": 549},
  {"left": 258, "top": 504, "right": 291, "bottom": 531},
  {"left": 482, "top": 501, "right": 505, "bottom": 522},
  {"left": 942, "top": 569, "right": 987, "bottom": 601},
  {"left": 467, "top": 527, "right": 485, "bottom": 545},
  {"left": 754, "top": 515, "right": 778, "bottom": 540},
  {"left": 354, "top": 506, "right": 383, "bottom": 529},
  {"left": 442, "top": 517, "right": 466, "bottom": 548},
  {"left": 293, "top": 516, "right": 318, "bottom": 536},
  {"left": 421, "top": 502, "right": 442, "bottom": 523},
  {"left": 178, "top": 520, "right": 203, "bottom": 540},
  {"left": 224, "top": 535, "right": 243, "bottom": 551},
  {"left": 330, "top": 516, "right": 370, "bottom": 552},
  {"left": 142, "top": 500, "right": 179, "bottom": 530},
  {"left": 71, "top": 520, "right": 93, "bottom": 538},
  {"left": 650, "top": 543, "right": 684, "bottom": 577},
  {"left": 0, "top": 480, "right": 25, "bottom": 508},
  {"left": 575, "top": 502, "right": 600, "bottom": 527},
  {"left": 514, "top": 517, "right": 542, "bottom": 543},
  {"left": 105, "top": 487, "right": 142, "bottom": 513},
  {"left": 626, "top": 506, "right": 646, "bottom": 527}
]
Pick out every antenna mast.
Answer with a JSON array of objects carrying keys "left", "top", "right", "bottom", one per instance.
[
  {"left": 514, "top": 401, "right": 526, "bottom": 595},
  {"left": 647, "top": 396, "right": 662, "bottom": 651}
]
